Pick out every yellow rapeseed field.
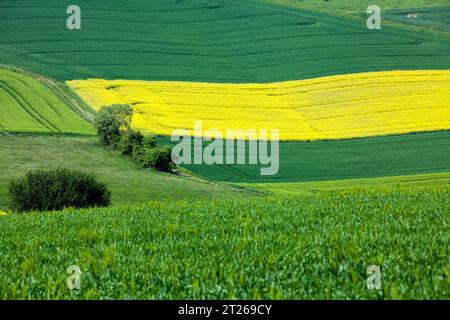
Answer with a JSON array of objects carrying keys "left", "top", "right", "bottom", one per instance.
[{"left": 68, "top": 70, "right": 450, "bottom": 141}]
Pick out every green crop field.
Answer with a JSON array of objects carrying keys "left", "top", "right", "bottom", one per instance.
[
  {"left": 384, "top": 7, "right": 450, "bottom": 32},
  {"left": 0, "top": 67, "right": 94, "bottom": 135},
  {"left": 165, "top": 131, "right": 450, "bottom": 183},
  {"left": 0, "top": 188, "right": 449, "bottom": 299},
  {"left": 0, "top": 0, "right": 449, "bottom": 301},
  {"left": 0, "top": 0, "right": 449, "bottom": 82},
  {"left": 0, "top": 136, "right": 253, "bottom": 210},
  {"left": 239, "top": 171, "right": 450, "bottom": 195},
  {"left": 262, "top": 1, "right": 450, "bottom": 14}
]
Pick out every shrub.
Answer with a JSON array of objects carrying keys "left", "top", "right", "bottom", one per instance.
[
  {"left": 117, "top": 130, "right": 144, "bottom": 156},
  {"left": 142, "top": 135, "right": 157, "bottom": 149},
  {"left": 144, "top": 146, "right": 175, "bottom": 172},
  {"left": 94, "top": 104, "right": 132, "bottom": 147},
  {"left": 8, "top": 168, "right": 111, "bottom": 213}
]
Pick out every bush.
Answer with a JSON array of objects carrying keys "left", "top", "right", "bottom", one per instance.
[
  {"left": 133, "top": 146, "right": 174, "bottom": 172},
  {"left": 8, "top": 168, "right": 111, "bottom": 213},
  {"left": 117, "top": 130, "right": 144, "bottom": 156},
  {"left": 142, "top": 135, "right": 157, "bottom": 149},
  {"left": 146, "top": 146, "right": 175, "bottom": 172},
  {"left": 94, "top": 104, "right": 132, "bottom": 147}
]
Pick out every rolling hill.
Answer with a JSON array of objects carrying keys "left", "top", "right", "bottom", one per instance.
[{"left": 0, "top": 0, "right": 449, "bottom": 82}]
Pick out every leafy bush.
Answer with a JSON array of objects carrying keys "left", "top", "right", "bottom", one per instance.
[
  {"left": 8, "top": 168, "right": 111, "bottom": 212},
  {"left": 142, "top": 135, "right": 157, "bottom": 149},
  {"left": 133, "top": 146, "right": 174, "bottom": 172},
  {"left": 94, "top": 104, "right": 132, "bottom": 147},
  {"left": 117, "top": 130, "right": 144, "bottom": 156}
]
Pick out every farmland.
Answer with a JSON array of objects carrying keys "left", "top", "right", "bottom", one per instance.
[
  {"left": 263, "top": 1, "right": 450, "bottom": 14},
  {"left": 239, "top": 171, "right": 450, "bottom": 195},
  {"left": 69, "top": 70, "right": 450, "bottom": 141},
  {"left": 384, "top": 7, "right": 450, "bottom": 33},
  {"left": 0, "top": 136, "right": 252, "bottom": 210},
  {"left": 0, "top": 67, "right": 94, "bottom": 135},
  {"left": 0, "top": 1, "right": 449, "bottom": 83},
  {"left": 168, "top": 131, "right": 450, "bottom": 183},
  {"left": 0, "top": 0, "right": 449, "bottom": 301},
  {"left": 0, "top": 188, "right": 449, "bottom": 299}
]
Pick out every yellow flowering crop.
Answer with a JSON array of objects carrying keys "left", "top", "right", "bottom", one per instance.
[{"left": 68, "top": 70, "right": 450, "bottom": 141}]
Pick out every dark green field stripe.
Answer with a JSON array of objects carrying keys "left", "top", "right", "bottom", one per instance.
[
  {"left": 0, "top": 0, "right": 449, "bottom": 82},
  {"left": 0, "top": 81, "right": 60, "bottom": 133},
  {"left": 160, "top": 131, "right": 450, "bottom": 183}
]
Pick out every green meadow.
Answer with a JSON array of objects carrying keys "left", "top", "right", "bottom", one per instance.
[{"left": 0, "top": 136, "right": 252, "bottom": 210}]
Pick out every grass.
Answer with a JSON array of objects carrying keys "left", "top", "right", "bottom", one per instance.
[
  {"left": 239, "top": 171, "right": 450, "bottom": 195},
  {"left": 0, "top": 136, "right": 253, "bottom": 210},
  {"left": 0, "top": 187, "right": 448, "bottom": 299},
  {"left": 0, "top": 0, "right": 449, "bottom": 82},
  {"left": 68, "top": 70, "right": 450, "bottom": 141},
  {"left": 0, "top": 67, "right": 95, "bottom": 135},
  {"left": 163, "top": 131, "right": 450, "bottom": 183}
]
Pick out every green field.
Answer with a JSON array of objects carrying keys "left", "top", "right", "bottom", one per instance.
[
  {"left": 384, "top": 7, "right": 450, "bottom": 32},
  {"left": 0, "top": 0, "right": 449, "bottom": 301},
  {"left": 263, "top": 1, "right": 450, "bottom": 13},
  {"left": 0, "top": 67, "right": 94, "bottom": 135},
  {"left": 0, "top": 188, "right": 448, "bottom": 299},
  {"left": 167, "top": 131, "right": 450, "bottom": 183},
  {"left": 0, "top": 0, "right": 449, "bottom": 82},
  {"left": 240, "top": 172, "right": 450, "bottom": 195},
  {"left": 0, "top": 136, "right": 253, "bottom": 210}
]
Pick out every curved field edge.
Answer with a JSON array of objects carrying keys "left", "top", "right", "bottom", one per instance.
[
  {"left": 0, "top": 188, "right": 448, "bottom": 299},
  {"left": 160, "top": 130, "right": 450, "bottom": 183},
  {"left": 258, "top": 1, "right": 450, "bottom": 36},
  {"left": 259, "top": 0, "right": 450, "bottom": 12},
  {"left": 0, "top": 66, "right": 95, "bottom": 135},
  {"left": 0, "top": 135, "right": 255, "bottom": 210},
  {"left": 67, "top": 70, "right": 450, "bottom": 142},
  {"left": 1, "top": 0, "right": 449, "bottom": 83},
  {"left": 237, "top": 171, "right": 450, "bottom": 195}
]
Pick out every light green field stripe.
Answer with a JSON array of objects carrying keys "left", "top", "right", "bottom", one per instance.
[
  {"left": 238, "top": 172, "right": 450, "bottom": 195},
  {"left": 0, "top": 67, "right": 95, "bottom": 135}
]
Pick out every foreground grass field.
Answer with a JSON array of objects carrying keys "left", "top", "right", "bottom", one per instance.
[
  {"left": 0, "top": 188, "right": 448, "bottom": 299},
  {"left": 1, "top": 0, "right": 449, "bottom": 82},
  {"left": 0, "top": 136, "right": 251, "bottom": 210},
  {"left": 68, "top": 70, "right": 450, "bottom": 141},
  {"left": 0, "top": 67, "right": 94, "bottom": 135}
]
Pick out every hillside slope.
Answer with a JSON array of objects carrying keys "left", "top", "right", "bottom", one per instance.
[
  {"left": 0, "top": 0, "right": 449, "bottom": 82},
  {"left": 0, "top": 136, "right": 253, "bottom": 210}
]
